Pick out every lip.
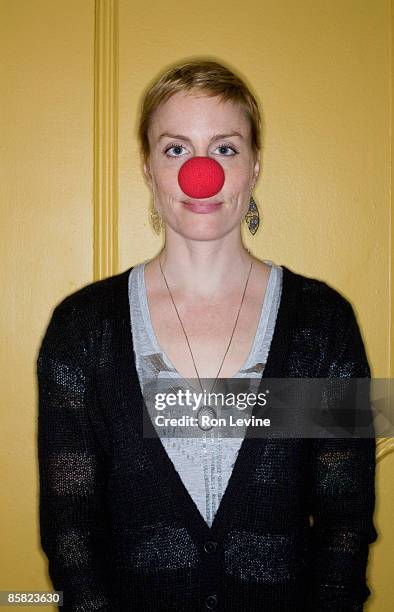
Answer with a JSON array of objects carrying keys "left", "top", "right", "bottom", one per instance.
[{"left": 182, "top": 201, "right": 223, "bottom": 214}]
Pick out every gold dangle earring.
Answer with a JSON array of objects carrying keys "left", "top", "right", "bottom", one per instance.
[
  {"left": 150, "top": 185, "right": 163, "bottom": 236},
  {"left": 150, "top": 202, "right": 163, "bottom": 235},
  {"left": 244, "top": 194, "right": 260, "bottom": 235}
]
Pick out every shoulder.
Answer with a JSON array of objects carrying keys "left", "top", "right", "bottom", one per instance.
[
  {"left": 279, "top": 264, "right": 368, "bottom": 376},
  {"left": 51, "top": 266, "right": 133, "bottom": 322},
  {"left": 38, "top": 266, "right": 134, "bottom": 357},
  {"left": 281, "top": 263, "right": 356, "bottom": 326}
]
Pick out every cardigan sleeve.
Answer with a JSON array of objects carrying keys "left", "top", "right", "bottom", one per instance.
[
  {"left": 307, "top": 301, "right": 378, "bottom": 611},
  {"left": 37, "top": 302, "right": 112, "bottom": 611}
]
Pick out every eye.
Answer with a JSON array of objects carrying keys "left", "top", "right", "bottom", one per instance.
[
  {"left": 164, "top": 143, "right": 188, "bottom": 157},
  {"left": 163, "top": 142, "right": 239, "bottom": 158},
  {"left": 214, "top": 143, "right": 238, "bottom": 156}
]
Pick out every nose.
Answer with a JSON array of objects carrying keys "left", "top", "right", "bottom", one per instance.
[{"left": 178, "top": 157, "right": 225, "bottom": 199}]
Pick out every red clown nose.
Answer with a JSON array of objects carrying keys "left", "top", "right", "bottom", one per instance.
[{"left": 178, "top": 157, "right": 225, "bottom": 199}]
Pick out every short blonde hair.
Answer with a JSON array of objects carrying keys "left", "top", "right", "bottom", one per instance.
[{"left": 137, "top": 59, "right": 262, "bottom": 164}]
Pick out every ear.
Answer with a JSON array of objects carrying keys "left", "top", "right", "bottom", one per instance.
[
  {"left": 251, "top": 155, "right": 260, "bottom": 190},
  {"left": 143, "top": 160, "right": 153, "bottom": 190}
]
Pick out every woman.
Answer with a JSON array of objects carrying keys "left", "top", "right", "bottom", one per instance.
[{"left": 37, "top": 60, "right": 377, "bottom": 611}]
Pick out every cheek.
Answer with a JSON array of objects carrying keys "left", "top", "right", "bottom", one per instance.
[
  {"left": 224, "top": 167, "right": 251, "bottom": 196},
  {"left": 155, "top": 165, "right": 180, "bottom": 196}
]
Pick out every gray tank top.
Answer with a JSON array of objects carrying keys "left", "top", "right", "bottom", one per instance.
[{"left": 128, "top": 259, "right": 283, "bottom": 527}]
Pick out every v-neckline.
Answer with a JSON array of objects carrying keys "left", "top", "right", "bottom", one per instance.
[
  {"left": 121, "top": 262, "right": 297, "bottom": 544},
  {"left": 139, "top": 259, "right": 278, "bottom": 384}
]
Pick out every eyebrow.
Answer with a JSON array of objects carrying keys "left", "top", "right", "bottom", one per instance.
[{"left": 157, "top": 131, "right": 244, "bottom": 143}]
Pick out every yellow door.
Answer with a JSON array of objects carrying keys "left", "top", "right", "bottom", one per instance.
[{"left": 0, "top": 0, "right": 392, "bottom": 609}]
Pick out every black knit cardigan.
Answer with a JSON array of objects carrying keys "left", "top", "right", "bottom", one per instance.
[{"left": 36, "top": 263, "right": 378, "bottom": 611}]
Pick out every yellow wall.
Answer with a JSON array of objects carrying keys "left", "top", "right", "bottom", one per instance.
[
  {"left": 0, "top": 0, "right": 94, "bottom": 607},
  {"left": 0, "top": 0, "right": 392, "bottom": 609}
]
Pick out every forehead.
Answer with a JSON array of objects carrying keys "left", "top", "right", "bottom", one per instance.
[{"left": 148, "top": 91, "right": 249, "bottom": 139}]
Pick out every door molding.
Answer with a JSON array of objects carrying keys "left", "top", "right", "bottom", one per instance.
[{"left": 93, "top": 0, "right": 119, "bottom": 280}]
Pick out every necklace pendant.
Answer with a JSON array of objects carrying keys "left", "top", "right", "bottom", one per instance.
[{"left": 197, "top": 405, "right": 217, "bottom": 431}]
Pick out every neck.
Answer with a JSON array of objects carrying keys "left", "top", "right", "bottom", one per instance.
[{"left": 156, "top": 233, "right": 253, "bottom": 300}]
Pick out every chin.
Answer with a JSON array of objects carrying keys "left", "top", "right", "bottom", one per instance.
[{"left": 174, "top": 225, "right": 234, "bottom": 242}]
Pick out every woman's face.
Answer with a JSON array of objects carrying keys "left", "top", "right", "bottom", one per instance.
[{"left": 144, "top": 90, "right": 260, "bottom": 241}]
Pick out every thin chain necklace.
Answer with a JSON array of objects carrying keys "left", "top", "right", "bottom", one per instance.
[{"left": 158, "top": 252, "right": 253, "bottom": 397}]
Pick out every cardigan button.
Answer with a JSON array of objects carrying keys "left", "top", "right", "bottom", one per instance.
[
  {"left": 205, "top": 594, "right": 218, "bottom": 609},
  {"left": 203, "top": 540, "right": 218, "bottom": 554}
]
